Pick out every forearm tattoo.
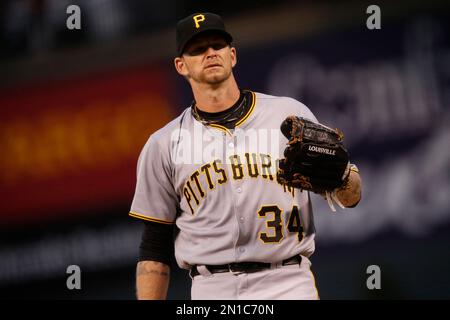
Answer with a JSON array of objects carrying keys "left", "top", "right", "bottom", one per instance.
[{"left": 136, "top": 261, "right": 169, "bottom": 278}]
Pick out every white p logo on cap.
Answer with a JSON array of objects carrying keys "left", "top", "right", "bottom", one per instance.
[{"left": 193, "top": 14, "right": 205, "bottom": 28}]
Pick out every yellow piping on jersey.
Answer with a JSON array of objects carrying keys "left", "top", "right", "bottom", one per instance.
[
  {"left": 209, "top": 123, "right": 232, "bottom": 135},
  {"left": 205, "top": 91, "right": 256, "bottom": 135},
  {"left": 129, "top": 211, "right": 174, "bottom": 224},
  {"left": 235, "top": 91, "right": 256, "bottom": 127}
]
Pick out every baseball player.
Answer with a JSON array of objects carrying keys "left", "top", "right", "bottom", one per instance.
[{"left": 129, "top": 12, "right": 362, "bottom": 300}]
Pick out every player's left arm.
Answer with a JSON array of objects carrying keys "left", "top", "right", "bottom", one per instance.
[{"left": 335, "top": 165, "right": 362, "bottom": 208}]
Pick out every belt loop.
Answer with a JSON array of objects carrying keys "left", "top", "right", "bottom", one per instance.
[
  {"left": 271, "top": 261, "right": 283, "bottom": 269},
  {"left": 197, "top": 265, "right": 212, "bottom": 277}
]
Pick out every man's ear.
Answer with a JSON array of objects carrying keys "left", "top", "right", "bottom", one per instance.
[
  {"left": 174, "top": 57, "right": 189, "bottom": 76},
  {"left": 230, "top": 47, "right": 237, "bottom": 68}
]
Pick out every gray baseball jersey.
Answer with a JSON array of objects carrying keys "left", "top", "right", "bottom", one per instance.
[{"left": 130, "top": 91, "right": 318, "bottom": 270}]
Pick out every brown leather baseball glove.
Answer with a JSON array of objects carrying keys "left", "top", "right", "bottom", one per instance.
[{"left": 277, "top": 116, "right": 350, "bottom": 196}]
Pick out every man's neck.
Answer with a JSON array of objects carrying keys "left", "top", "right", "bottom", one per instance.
[{"left": 191, "top": 76, "right": 240, "bottom": 113}]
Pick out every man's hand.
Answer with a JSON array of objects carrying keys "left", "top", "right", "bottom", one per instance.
[{"left": 335, "top": 169, "right": 362, "bottom": 208}]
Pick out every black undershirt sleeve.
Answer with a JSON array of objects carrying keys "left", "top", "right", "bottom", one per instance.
[{"left": 139, "top": 221, "right": 175, "bottom": 266}]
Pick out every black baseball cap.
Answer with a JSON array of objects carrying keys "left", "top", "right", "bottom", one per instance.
[{"left": 176, "top": 12, "right": 233, "bottom": 56}]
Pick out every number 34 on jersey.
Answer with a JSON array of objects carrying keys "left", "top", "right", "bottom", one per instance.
[{"left": 258, "top": 204, "right": 304, "bottom": 244}]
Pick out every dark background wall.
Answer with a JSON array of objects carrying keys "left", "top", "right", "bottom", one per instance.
[{"left": 1, "top": 0, "right": 449, "bottom": 299}]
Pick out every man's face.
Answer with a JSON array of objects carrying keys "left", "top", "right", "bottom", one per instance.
[{"left": 174, "top": 33, "right": 236, "bottom": 85}]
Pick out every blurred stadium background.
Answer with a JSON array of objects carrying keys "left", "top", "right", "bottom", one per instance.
[{"left": 0, "top": 0, "right": 449, "bottom": 299}]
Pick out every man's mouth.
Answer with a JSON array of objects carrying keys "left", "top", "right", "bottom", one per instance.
[{"left": 204, "top": 64, "right": 222, "bottom": 69}]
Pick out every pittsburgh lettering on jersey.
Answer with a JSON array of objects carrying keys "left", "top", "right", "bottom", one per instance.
[{"left": 183, "top": 153, "right": 295, "bottom": 214}]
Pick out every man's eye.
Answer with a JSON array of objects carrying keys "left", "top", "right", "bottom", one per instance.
[
  {"left": 212, "top": 43, "right": 227, "bottom": 50},
  {"left": 189, "top": 46, "right": 206, "bottom": 55},
  {"left": 187, "top": 42, "right": 227, "bottom": 55}
]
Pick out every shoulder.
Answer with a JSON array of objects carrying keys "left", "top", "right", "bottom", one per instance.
[
  {"left": 253, "top": 91, "right": 318, "bottom": 123},
  {"left": 142, "top": 108, "right": 191, "bottom": 152}
]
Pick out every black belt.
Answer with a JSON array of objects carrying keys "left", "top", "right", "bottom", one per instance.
[{"left": 190, "top": 255, "right": 302, "bottom": 277}]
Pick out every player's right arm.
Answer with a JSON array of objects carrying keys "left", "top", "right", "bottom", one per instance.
[
  {"left": 136, "top": 260, "right": 170, "bottom": 300},
  {"left": 129, "top": 133, "right": 178, "bottom": 300},
  {"left": 135, "top": 221, "right": 175, "bottom": 300}
]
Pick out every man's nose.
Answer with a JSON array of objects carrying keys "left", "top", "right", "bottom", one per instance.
[{"left": 205, "top": 46, "right": 218, "bottom": 57}]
